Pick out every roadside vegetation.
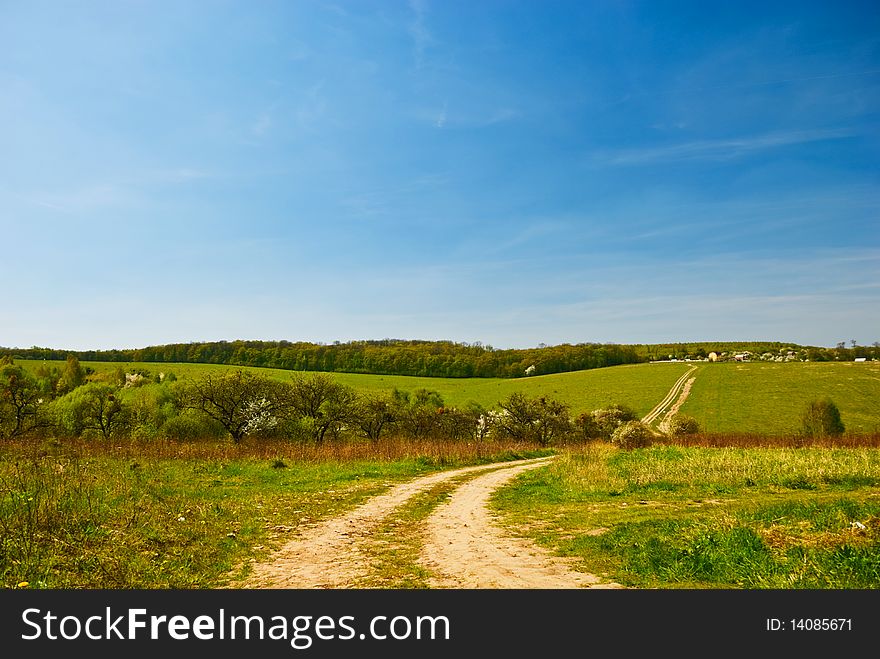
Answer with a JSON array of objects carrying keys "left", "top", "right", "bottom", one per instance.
[
  {"left": 0, "top": 436, "right": 550, "bottom": 589},
  {"left": 493, "top": 444, "right": 880, "bottom": 588}
]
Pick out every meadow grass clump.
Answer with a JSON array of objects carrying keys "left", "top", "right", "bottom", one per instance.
[
  {"left": 591, "top": 503, "right": 880, "bottom": 588},
  {"left": 655, "top": 432, "right": 880, "bottom": 448}
]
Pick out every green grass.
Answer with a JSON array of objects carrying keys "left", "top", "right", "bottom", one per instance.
[
  {"left": 681, "top": 361, "right": 880, "bottom": 434},
  {"left": 492, "top": 444, "right": 880, "bottom": 588},
  {"left": 16, "top": 358, "right": 880, "bottom": 436},
  {"left": 17, "top": 358, "right": 692, "bottom": 417},
  {"left": 0, "top": 438, "right": 551, "bottom": 589},
  {"left": 353, "top": 479, "right": 462, "bottom": 589}
]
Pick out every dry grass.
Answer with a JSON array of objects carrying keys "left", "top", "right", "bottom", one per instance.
[
  {"left": 8, "top": 434, "right": 551, "bottom": 464},
  {"left": 655, "top": 432, "right": 880, "bottom": 448}
]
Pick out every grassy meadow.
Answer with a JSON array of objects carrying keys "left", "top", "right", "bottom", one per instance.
[
  {"left": 0, "top": 436, "right": 550, "bottom": 589},
  {"left": 4, "top": 436, "right": 877, "bottom": 589},
  {"left": 493, "top": 444, "right": 880, "bottom": 588},
  {"left": 680, "top": 361, "right": 880, "bottom": 434}
]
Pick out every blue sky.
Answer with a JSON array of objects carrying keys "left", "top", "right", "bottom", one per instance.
[{"left": 2, "top": 1, "right": 878, "bottom": 350}]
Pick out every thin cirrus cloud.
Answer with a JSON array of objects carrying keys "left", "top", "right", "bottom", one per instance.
[
  {"left": 408, "top": 0, "right": 433, "bottom": 69},
  {"left": 604, "top": 128, "right": 854, "bottom": 165}
]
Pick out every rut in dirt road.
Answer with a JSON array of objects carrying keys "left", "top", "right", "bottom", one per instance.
[
  {"left": 240, "top": 457, "right": 553, "bottom": 589},
  {"left": 421, "top": 461, "right": 622, "bottom": 589},
  {"left": 642, "top": 364, "right": 697, "bottom": 426}
]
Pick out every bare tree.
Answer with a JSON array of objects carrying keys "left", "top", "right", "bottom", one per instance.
[
  {"left": 286, "top": 373, "right": 357, "bottom": 443},
  {"left": 356, "top": 393, "right": 396, "bottom": 443},
  {"left": 180, "top": 370, "right": 283, "bottom": 442}
]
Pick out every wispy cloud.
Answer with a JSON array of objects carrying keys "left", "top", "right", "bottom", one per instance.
[
  {"left": 604, "top": 128, "right": 853, "bottom": 165},
  {"left": 435, "top": 101, "right": 447, "bottom": 128},
  {"left": 408, "top": 0, "right": 433, "bottom": 68}
]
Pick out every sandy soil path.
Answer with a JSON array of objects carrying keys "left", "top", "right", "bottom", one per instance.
[
  {"left": 421, "top": 461, "right": 621, "bottom": 588},
  {"left": 241, "top": 457, "right": 554, "bottom": 588}
]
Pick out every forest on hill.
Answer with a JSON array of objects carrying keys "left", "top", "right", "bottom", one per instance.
[{"left": 3, "top": 339, "right": 875, "bottom": 379}]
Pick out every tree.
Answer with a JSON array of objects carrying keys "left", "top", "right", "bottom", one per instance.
[
  {"left": 54, "top": 382, "right": 126, "bottom": 439},
  {"left": 496, "top": 393, "right": 572, "bottom": 445},
  {"left": 586, "top": 404, "right": 638, "bottom": 440},
  {"left": 464, "top": 401, "right": 490, "bottom": 441},
  {"left": 496, "top": 392, "right": 537, "bottom": 441},
  {"left": 121, "top": 382, "right": 176, "bottom": 439},
  {"left": 286, "top": 373, "right": 357, "bottom": 443},
  {"left": 530, "top": 396, "right": 572, "bottom": 445},
  {"left": 0, "top": 363, "right": 43, "bottom": 438},
  {"left": 58, "top": 354, "right": 86, "bottom": 394},
  {"left": 436, "top": 404, "right": 484, "bottom": 441},
  {"left": 180, "top": 370, "right": 284, "bottom": 442},
  {"left": 391, "top": 388, "right": 445, "bottom": 439},
  {"left": 801, "top": 399, "right": 845, "bottom": 438},
  {"left": 665, "top": 413, "right": 700, "bottom": 437},
  {"left": 355, "top": 393, "right": 397, "bottom": 443}
]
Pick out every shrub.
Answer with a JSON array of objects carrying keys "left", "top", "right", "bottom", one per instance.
[
  {"left": 583, "top": 404, "right": 639, "bottom": 440},
  {"left": 667, "top": 414, "right": 700, "bottom": 436},
  {"left": 162, "top": 410, "right": 225, "bottom": 441},
  {"left": 801, "top": 399, "right": 845, "bottom": 438},
  {"left": 611, "top": 420, "right": 653, "bottom": 449},
  {"left": 51, "top": 382, "right": 127, "bottom": 439}
]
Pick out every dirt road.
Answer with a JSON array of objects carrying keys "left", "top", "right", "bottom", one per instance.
[
  {"left": 421, "top": 461, "right": 620, "bottom": 588},
  {"left": 241, "top": 456, "right": 618, "bottom": 589},
  {"left": 642, "top": 364, "right": 698, "bottom": 427}
]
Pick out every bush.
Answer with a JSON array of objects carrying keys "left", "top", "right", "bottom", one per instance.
[
  {"left": 667, "top": 414, "right": 700, "bottom": 436},
  {"left": 611, "top": 421, "right": 653, "bottom": 449},
  {"left": 161, "top": 410, "right": 225, "bottom": 441},
  {"left": 496, "top": 393, "right": 572, "bottom": 446},
  {"left": 801, "top": 399, "right": 845, "bottom": 438},
  {"left": 581, "top": 404, "right": 639, "bottom": 440}
]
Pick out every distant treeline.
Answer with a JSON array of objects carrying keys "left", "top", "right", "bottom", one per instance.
[
  {"left": 0, "top": 340, "right": 641, "bottom": 378},
  {"left": 1, "top": 339, "right": 876, "bottom": 378}
]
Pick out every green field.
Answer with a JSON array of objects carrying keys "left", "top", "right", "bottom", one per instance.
[
  {"left": 17, "top": 359, "right": 692, "bottom": 418},
  {"left": 16, "top": 358, "right": 880, "bottom": 435},
  {"left": 680, "top": 361, "right": 880, "bottom": 434}
]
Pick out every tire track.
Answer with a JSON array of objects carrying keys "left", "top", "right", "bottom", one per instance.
[
  {"left": 657, "top": 375, "right": 696, "bottom": 433},
  {"left": 239, "top": 457, "right": 553, "bottom": 589},
  {"left": 421, "top": 462, "right": 622, "bottom": 589},
  {"left": 642, "top": 365, "right": 698, "bottom": 426}
]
